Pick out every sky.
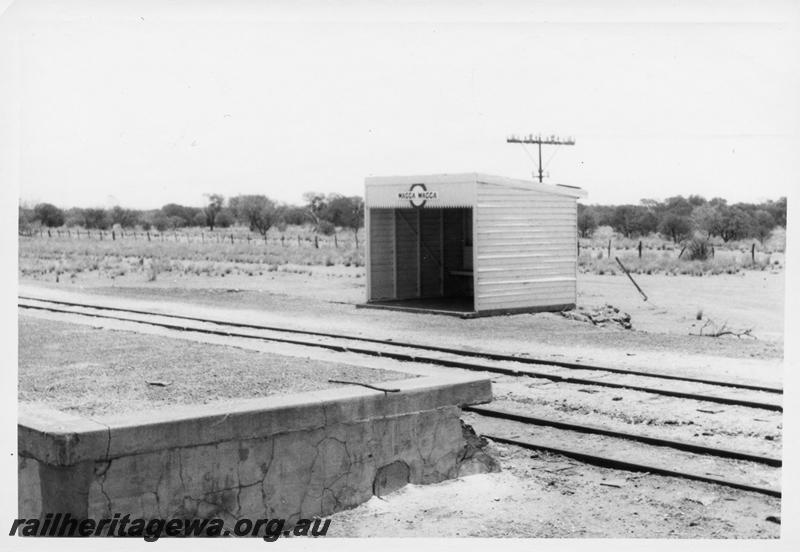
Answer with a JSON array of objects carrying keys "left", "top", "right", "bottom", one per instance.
[{"left": 1, "top": 0, "right": 799, "bottom": 209}]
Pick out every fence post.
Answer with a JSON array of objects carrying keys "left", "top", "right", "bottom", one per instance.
[
  {"left": 147, "top": 231, "right": 151, "bottom": 242},
  {"left": 638, "top": 240, "right": 642, "bottom": 258},
  {"left": 230, "top": 234, "right": 234, "bottom": 244},
  {"left": 607, "top": 239, "right": 611, "bottom": 258},
  {"left": 334, "top": 233, "right": 338, "bottom": 248},
  {"left": 751, "top": 243, "right": 756, "bottom": 263}
]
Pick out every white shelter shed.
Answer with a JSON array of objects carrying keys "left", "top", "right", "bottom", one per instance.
[{"left": 361, "top": 173, "right": 586, "bottom": 317}]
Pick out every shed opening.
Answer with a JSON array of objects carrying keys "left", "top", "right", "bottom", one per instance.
[{"left": 367, "top": 207, "right": 475, "bottom": 314}]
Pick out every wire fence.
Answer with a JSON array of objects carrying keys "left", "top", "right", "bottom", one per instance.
[{"left": 18, "top": 226, "right": 364, "bottom": 249}]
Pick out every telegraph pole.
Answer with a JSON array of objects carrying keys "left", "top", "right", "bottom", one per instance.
[{"left": 506, "top": 134, "right": 575, "bottom": 183}]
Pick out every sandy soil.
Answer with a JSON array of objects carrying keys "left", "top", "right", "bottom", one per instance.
[
  {"left": 19, "top": 268, "right": 784, "bottom": 389},
  {"left": 327, "top": 440, "right": 781, "bottom": 538},
  {"left": 18, "top": 315, "right": 411, "bottom": 417},
  {"left": 16, "top": 267, "right": 786, "bottom": 539},
  {"left": 23, "top": 264, "right": 785, "bottom": 343},
  {"left": 489, "top": 375, "right": 782, "bottom": 457}
]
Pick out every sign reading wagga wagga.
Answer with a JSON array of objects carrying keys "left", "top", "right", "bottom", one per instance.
[{"left": 398, "top": 183, "right": 438, "bottom": 207}]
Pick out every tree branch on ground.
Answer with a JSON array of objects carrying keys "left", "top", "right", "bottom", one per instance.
[{"left": 693, "top": 318, "right": 755, "bottom": 339}]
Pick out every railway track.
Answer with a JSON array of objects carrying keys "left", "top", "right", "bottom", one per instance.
[
  {"left": 18, "top": 295, "right": 782, "bottom": 394},
  {"left": 19, "top": 294, "right": 783, "bottom": 498}
]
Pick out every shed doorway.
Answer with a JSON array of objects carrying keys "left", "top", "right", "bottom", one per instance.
[{"left": 366, "top": 207, "right": 475, "bottom": 315}]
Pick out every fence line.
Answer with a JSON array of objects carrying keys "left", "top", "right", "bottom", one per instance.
[{"left": 18, "top": 228, "right": 362, "bottom": 249}]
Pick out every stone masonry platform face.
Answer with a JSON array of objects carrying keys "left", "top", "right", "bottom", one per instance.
[{"left": 18, "top": 374, "right": 495, "bottom": 526}]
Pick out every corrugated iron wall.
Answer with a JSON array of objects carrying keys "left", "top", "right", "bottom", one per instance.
[
  {"left": 394, "top": 209, "right": 419, "bottom": 299},
  {"left": 368, "top": 209, "right": 395, "bottom": 300},
  {"left": 474, "top": 182, "right": 577, "bottom": 311},
  {"left": 419, "top": 209, "right": 443, "bottom": 297}
]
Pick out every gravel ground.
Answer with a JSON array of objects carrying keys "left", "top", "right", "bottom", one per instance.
[
  {"left": 19, "top": 272, "right": 784, "bottom": 387},
  {"left": 18, "top": 315, "right": 412, "bottom": 418},
  {"left": 19, "top": 280, "right": 783, "bottom": 392},
  {"left": 490, "top": 375, "right": 782, "bottom": 457},
  {"left": 327, "top": 439, "right": 781, "bottom": 538}
]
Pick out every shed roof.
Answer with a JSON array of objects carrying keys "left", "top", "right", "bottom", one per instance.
[{"left": 364, "top": 172, "right": 587, "bottom": 200}]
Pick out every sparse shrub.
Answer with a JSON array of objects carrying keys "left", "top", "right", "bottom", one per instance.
[
  {"left": 686, "top": 237, "right": 711, "bottom": 261},
  {"left": 146, "top": 260, "right": 159, "bottom": 282}
]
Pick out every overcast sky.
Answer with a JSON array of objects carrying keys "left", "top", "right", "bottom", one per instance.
[{"left": 2, "top": 0, "right": 798, "bottom": 209}]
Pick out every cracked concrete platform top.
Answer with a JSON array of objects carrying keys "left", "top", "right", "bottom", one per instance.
[{"left": 19, "top": 373, "right": 492, "bottom": 466}]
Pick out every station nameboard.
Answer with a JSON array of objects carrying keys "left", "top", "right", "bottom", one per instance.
[{"left": 398, "top": 183, "right": 438, "bottom": 208}]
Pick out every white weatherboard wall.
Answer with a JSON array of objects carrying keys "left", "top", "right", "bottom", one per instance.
[
  {"left": 474, "top": 180, "right": 580, "bottom": 312},
  {"left": 364, "top": 173, "right": 585, "bottom": 314}
]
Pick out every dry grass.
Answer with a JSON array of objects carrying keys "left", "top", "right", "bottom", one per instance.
[
  {"left": 19, "top": 224, "right": 363, "bottom": 281},
  {"left": 19, "top": 225, "right": 784, "bottom": 281},
  {"left": 579, "top": 251, "right": 778, "bottom": 276},
  {"left": 579, "top": 231, "right": 783, "bottom": 276}
]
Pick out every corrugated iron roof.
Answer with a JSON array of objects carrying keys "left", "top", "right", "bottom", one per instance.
[{"left": 364, "top": 172, "right": 586, "bottom": 200}]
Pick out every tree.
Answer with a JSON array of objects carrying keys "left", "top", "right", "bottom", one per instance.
[
  {"left": 663, "top": 196, "right": 694, "bottom": 217},
  {"left": 193, "top": 211, "right": 207, "bottom": 227},
  {"left": 718, "top": 206, "right": 753, "bottom": 242},
  {"left": 764, "top": 197, "right": 787, "bottom": 227},
  {"left": 690, "top": 205, "right": 722, "bottom": 238},
  {"left": 18, "top": 206, "right": 33, "bottom": 234},
  {"left": 687, "top": 195, "right": 707, "bottom": 207},
  {"left": 632, "top": 207, "right": 658, "bottom": 236},
  {"left": 64, "top": 208, "right": 87, "bottom": 228},
  {"left": 326, "top": 195, "right": 365, "bottom": 247},
  {"left": 149, "top": 212, "right": 171, "bottom": 232},
  {"left": 160, "top": 204, "right": 199, "bottom": 227},
  {"left": 752, "top": 210, "right": 776, "bottom": 244},
  {"left": 33, "top": 203, "right": 65, "bottom": 227},
  {"left": 109, "top": 206, "right": 140, "bottom": 228},
  {"left": 234, "top": 195, "right": 280, "bottom": 237},
  {"left": 215, "top": 209, "right": 234, "bottom": 228},
  {"left": 303, "top": 192, "right": 329, "bottom": 248},
  {"left": 658, "top": 213, "right": 691, "bottom": 243},
  {"left": 84, "top": 208, "right": 110, "bottom": 230},
  {"left": 611, "top": 205, "right": 638, "bottom": 237},
  {"left": 203, "top": 194, "right": 224, "bottom": 231},
  {"left": 577, "top": 206, "right": 598, "bottom": 238}
]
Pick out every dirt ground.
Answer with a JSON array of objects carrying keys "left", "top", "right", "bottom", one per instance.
[
  {"left": 22, "top": 264, "right": 784, "bottom": 346},
  {"left": 18, "top": 315, "right": 411, "bottom": 417},
  {"left": 17, "top": 266, "right": 786, "bottom": 539},
  {"left": 19, "top": 267, "right": 784, "bottom": 389},
  {"left": 327, "top": 440, "right": 781, "bottom": 538}
]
